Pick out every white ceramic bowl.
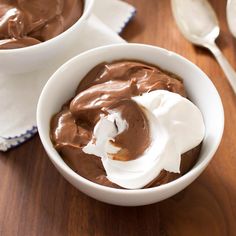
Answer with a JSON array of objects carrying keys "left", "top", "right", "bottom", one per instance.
[
  {"left": 0, "top": 0, "right": 93, "bottom": 74},
  {"left": 37, "top": 43, "right": 224, "bottom": 206}
]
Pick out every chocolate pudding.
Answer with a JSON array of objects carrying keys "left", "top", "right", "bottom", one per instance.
[
  {"left": 50, "top": 61, "right": 202, "bottom": 189},
  {"left": 0, "top": 0, "right": 83, "bottom": 49}
]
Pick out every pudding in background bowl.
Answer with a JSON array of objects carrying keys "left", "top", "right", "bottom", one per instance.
[
  {"left": 37, "top": 43, "right": 224, "bottom": 206},
  {"left": 0, "top": 0, "right": 84, "bottom": 49},
  {"left": 0, "top": 0, "right": 93, "bottom": 74}
]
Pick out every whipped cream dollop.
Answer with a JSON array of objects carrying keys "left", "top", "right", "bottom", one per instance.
[
  {"left": 83, "top": 112, "right": 128, "bottom": 159},
  {"left": 82, "top": 90, "right": 205, "bottom": 189}
]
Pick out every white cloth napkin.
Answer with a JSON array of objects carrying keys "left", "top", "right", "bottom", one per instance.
[{"left": 0, "top": 0, "right": 135, "bottom": 151}]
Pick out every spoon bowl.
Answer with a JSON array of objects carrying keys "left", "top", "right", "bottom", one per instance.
[
  {"left": 172, "top": 0, "right": 219, "bottom": 45},
  {"left": 227, "top": 0, "right": 236, "bottom": 38}
]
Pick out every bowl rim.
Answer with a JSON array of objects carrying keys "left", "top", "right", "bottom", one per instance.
[
  {"left": 0, "top": 0, "right": 94, "bottom": 54},
  {"left": 37, "top": 43, "right": 224, "bottom": 194}
]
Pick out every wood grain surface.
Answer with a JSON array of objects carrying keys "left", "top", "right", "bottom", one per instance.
[{"left": 1, "top": 0, "right": 236, "bottom": 235}]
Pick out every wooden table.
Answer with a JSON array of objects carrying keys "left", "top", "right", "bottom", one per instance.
[{"left": 1, "top": 0, "right": 236, "bottom": 235}]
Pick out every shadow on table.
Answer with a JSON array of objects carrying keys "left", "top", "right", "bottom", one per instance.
[
  {"left": 1, "top": 136, "right": 233, "bottom": 236},
  {"left": 121, "top": 16, "right": 144, "bottom": 41}
]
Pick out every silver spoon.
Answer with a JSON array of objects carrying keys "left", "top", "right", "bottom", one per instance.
[
  {"left": 171, "top": 0, "right": 236, "bottom": 94},
  {"left": 227, "top": 0, "right": 236, "bottom": 37}
]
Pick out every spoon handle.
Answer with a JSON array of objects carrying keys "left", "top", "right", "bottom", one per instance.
[{"left": 207, "top": 42, "right": 236, "bottom": 94}]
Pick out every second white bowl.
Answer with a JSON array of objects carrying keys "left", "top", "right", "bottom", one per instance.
[{"left": 0, "top": 0, "right": 93, "bottom": 74}]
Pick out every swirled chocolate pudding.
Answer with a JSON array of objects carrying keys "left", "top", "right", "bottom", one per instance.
[
  {"left": 50, "top": 61, "right": 205, "bottom": 189},
  {"left": 0, "top": 0, "right": 83, "bottom": 49}
]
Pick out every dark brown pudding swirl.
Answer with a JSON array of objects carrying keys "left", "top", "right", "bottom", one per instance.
[
  {"left": 50, "top": 61, "right": 201, "bottom": 189},
  {"left": 0, "top": 0, "right": 83, "bottom": 49}
]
